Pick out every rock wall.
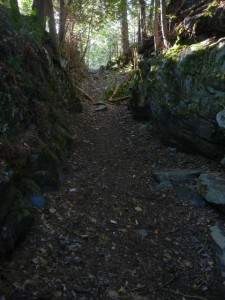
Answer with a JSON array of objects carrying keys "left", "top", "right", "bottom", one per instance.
[
  {"left": 0, "top": 5, "right": 82, "bottom": 257},
  {"left": 130, "top": 37, "right": 225, "bottom": 158}
]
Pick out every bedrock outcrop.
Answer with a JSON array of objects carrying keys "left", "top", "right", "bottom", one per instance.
[{"left": 130, "top": 38, "right": 225, "bottom": 158}]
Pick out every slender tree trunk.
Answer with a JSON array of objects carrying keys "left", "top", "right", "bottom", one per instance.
[
  {"left": 154, "top": 0, "right": 159, "bottom": 53},
  {"left": 59, "top": 0, "right": 73, "bottom": 47},
  {"left": 59, "top": 0, "right": 66, "bottom": 44},
  {"left": 46, "top": 0, "right": 59, "bottom": 56},
  {"left": 9, "top": 0, "right": 20, "bottom": 26},
  {"left": 81, "top": 9, "right": 94, "bottom": 61},
  {"left": 120, "top": 0, "right": 129, "bottom": 55},
  {"left": 160, "top": 0, "right": 170, "bottom": 48},
  {"left": 138, "top": 14, "right": 141, "bottom": 45},
  {"left": 9, "top": 0, "right": 20, "bottom": 14},
  {"left": 32, "top": 0, "right": 47, "bottom": 32},
  {"left": 139, "top": 0, "right": 147, "bottom": 43},
  {"left": 148, "top": 2, "right": 154, "bottom": 33}
]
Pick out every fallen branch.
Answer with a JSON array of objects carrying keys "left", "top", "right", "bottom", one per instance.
[
  {"left": 108, "top": 96, "right": 131, "bottom": 103},
  {"left": 108, "top": 84, "right": 120, "bottom": 101},
  {"left": 168, "top": 289, "right": 207, "bottom": 300},
  {"left": 76, "top": 86, "right": 95, "bottom": 102}
]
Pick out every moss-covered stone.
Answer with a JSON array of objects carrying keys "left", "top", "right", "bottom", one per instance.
[
  {"left": 130, "top": 37, "right": 225, "bottom": 157},
  {"left": 0, "top": 4, "right": 82, "bottom": 255}
]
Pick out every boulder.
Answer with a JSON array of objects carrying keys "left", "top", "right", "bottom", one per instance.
[
  {"left": 153, "top": 169, "right": 202, "bottom": 183},
  {"left": 197, "top": 173, "right": 225, "bottom": 213}
]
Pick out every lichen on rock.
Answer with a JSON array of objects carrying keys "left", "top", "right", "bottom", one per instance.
[{"left": 130, "top": 37, "right": 225, "bottom": 158}]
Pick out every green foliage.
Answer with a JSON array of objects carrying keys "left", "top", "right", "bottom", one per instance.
[
  {"left": 99, "top": 234, "right": 109, "bottom": 246},
  {"left": 105, "top": 70, "right": 136, "bottom": 101},
  {"left": 165, "top": 44, "right": 186, "bottom": 61},
  {"left": 104, "top": 87, "right": 114, "bottom": 100},
  {"left": 19, "top": 0, "right": 32, "bottom": 15},
  {"left": 204, "top": 0, "right": 217, "bottom": 17},
  {"left": 5, "top": 54, "right": 22, "bottom": 70},
  {"left": 87, "top": 20, "right": 121, "bottom": 69}
]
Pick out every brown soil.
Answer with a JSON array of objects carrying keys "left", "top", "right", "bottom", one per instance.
[{"left": 0, "top": 71, "right": 225, "bottom": 300}]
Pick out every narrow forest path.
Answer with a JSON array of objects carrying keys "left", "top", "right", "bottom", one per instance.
[{"left": 0, "top": 71, "right": 224, "bottom": 300}]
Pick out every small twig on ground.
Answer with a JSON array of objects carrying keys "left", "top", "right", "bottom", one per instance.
[
  {"left": 108, "top": 96, "right": 130, "bottom": 103},
  {"left": 148, "top": 275, "right": 177, "bottom": 292},
  {"left": 76, "top": 86, "right": 95, "bottom": 102},
  {"left": 130, "top": 285, "right": 146, "bottom": 292},
  {"left": 168, "top": 289, "right": 208, "bottom": 300}
]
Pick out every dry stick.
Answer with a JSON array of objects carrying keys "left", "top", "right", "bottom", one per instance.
[
  {"left": 76, "top": 86, "right": 95, "bottom": 102},
  {"left": 109, "top": 96, "right": 131, "bottom": 103},
  {"left": 130, "top": 285, "right": 146, "bottom": 292},
  {"left": 168, "top": 289, "right": 207, "bottom": 300},
  {"left": 147, "top": 275, "right": 177, "bottom": 293},
  {"left": 108, "top": 84, "right": 120, "bottom": 101}
]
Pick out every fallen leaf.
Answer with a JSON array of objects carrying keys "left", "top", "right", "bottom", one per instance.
[
  {"left": 110, "top": 220, "right": 117, "bottom": 224},
  {"left": 40, "top": 258, "right": 48, "bottom": 265},
  {"left": 118, "top": 286, "right": 126, "bottom": 293},
  {"left": 135, "top": 207, "right": 142, "bottom": 212},
  {"left": 80, "top": 234, "right": 89, "bottom": 239}
]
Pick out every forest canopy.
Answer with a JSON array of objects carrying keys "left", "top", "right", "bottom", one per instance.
[{"left": 1, "top": 0, "right": 180, "bottom": 69}]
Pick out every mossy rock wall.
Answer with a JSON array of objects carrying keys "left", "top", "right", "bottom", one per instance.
[
  {"left": 130, "top": 38, "right": 225, "bottom": 157},
  {"left": 0, "top": 5, "right": 82, "bottom": 256}
]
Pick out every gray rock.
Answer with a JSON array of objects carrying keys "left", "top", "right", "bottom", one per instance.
[
  {"left": 137, "top": 229, "right": 150, "bottom": 238},
  {"left": 210, "top": 225, "right": 225, "bottom": 278},
  {"left": 156, "top": 180, "right": 174, "bottom": 192},
  {"left": 28, "top": 193, "right": 45, "bottom": 209},
  {"left": 94, "top": 105, "right": 107, "bottom": 112},
  {"left": 153, "top": 169, "right": 202, "bottom": 183},
  {"left": 129, "top": 38, "right": 225, "bottom": 157},
  {"left": 220, "top": 156, "right": 225, "bottom": 167},
  {"left": 216, "top": 110, "right": 225, "bottom": 129},
  {"left": 93, "top": 101, "right": 105, "bottom": 106},
  {"left": 168, "top": 147, "right": 177, "bottom": 153},
  {"left": 197, "top": 173, "right": 225, "bottom": 211},
  {"left": 175, "top": 185, "right": 206, "bottom": 208}
]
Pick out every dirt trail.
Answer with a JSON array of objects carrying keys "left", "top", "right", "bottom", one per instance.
[{"left": 0, "top": 73, "right": 224, "bottom": 300}]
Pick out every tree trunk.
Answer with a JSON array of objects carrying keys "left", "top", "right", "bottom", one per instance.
[
  {"left": 32, "top": 0, "right": 47, "bottom": 32},
  {"left": 120, "top": 0, "right": 129, "bottom": 55},
  {"left": 139, "top": 0, "right": 147, "bottom": 43},
  {"left": 160, "top": 0, "right": 170, "bottom": 48},
  {"left": 153, "top": 0, "right": 159, "bottom": 53},
  {"left": 81, "top": 9, "right": 94, "bottom": 61},
  {"left": 59, "top": 0, "right": 73, "bottom": 46},
  {"left": 59, "top": 0, "right": 66, "bottom": 45},
  {"left": 9, "top": 0, "right": 20, "bottom": 26},
  {"left": 46, "top": 0, "right": 59, "bottom": 56},
  {"left": 148, "top": 2, "right": 154, "bottom": 33},
  {"left": 138, "top": 15, "right": 141, "bottom": 45}
]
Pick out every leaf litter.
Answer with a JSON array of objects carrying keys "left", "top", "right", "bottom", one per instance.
[{"left": 0, "top": 70, "right": 225, "bottom": 299}]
